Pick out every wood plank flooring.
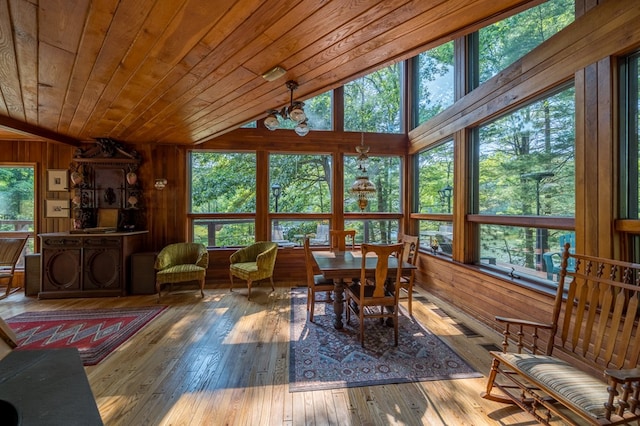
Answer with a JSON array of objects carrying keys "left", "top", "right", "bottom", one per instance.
[{"left": 0, "top": 283, "right": 540, "bottom": 425}]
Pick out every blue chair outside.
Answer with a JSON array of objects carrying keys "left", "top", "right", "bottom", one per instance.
[{"left": 543, "top": 233, "right": 576, "bottom": 280}]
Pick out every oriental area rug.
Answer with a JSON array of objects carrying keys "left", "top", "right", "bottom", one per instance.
[
  {"left": 6, "top": 306, "right": 167, "bottom": 366},
  {"left": 289, "top": 289, "right": 481, "bottom": 392}
]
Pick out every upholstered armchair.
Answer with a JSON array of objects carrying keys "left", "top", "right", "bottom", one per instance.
[
  {"left": 155, "top": 242, "right": 208, "bottom": 300},
  {"left": 229, "top": 241, "right": 278, "bottom": 300}
]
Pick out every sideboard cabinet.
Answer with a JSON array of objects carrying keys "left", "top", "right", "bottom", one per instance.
[{"left": 39, "top": 231, "right": 147, "bottom": 299}]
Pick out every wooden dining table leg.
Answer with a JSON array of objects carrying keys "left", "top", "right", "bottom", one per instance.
[{"left": 333, "top": 278, "right": 345, "bottom": 329}]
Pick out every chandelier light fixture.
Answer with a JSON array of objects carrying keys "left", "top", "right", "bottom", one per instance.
[
  {"left": 350, "top": 133, "right": 376, "bottom": 211},
  {"left": 264, "top": 80, "right": 310, "bottom": 136}
]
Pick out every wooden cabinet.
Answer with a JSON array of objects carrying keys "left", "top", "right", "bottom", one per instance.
[{"left": 39, "top": 231, "right": 146, "bottom": 299}]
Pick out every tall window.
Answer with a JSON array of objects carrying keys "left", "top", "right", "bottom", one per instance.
[
  {"left": 344, "top": 153, "right": 402, "bottom": 244},
  {"left": 476, "top": 0, "right": 574, "bottom": 86},
  {"left": 621, "top": 51, "right": 640, "bottom": 261},
  {"left": 189, "top": 152, "right": 256, "bottom": 247},
  {"left": 474, "top": 84, "right": 575, "bottom": 281},
  {"left": 0, "top": 165, "right": 35, "bottom": 264},
  {"left": 269, "top": 153, "right": 332, "bottom": 246},
  {"left": 412, "top": 41, "right": 454, "bottom": 128},
  {"left": 344, "top": 63, "right": 403, "bottom": 133},
  {"left": 415, "top": 140, "right": 454, "bottom": 253}
]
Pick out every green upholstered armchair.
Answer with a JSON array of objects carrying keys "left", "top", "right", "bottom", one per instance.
[
  {"left": 229, "top": 241, "right": 278, "bottom": 300},
  {"left": 155, "top": 242, "right": 208, "bottom": 300}
]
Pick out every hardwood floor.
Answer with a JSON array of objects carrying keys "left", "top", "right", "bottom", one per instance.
[{"left": 0, "top": 283, "right": 540, "bottom": 425}]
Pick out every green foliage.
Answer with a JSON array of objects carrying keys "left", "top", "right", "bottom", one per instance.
[
  {"left": 344, "top": 63, "right": 402, "bottom": 133},
  {"left": 269, "top": 154, "right": 331, "bottom": 213},
  {"left": 190, "top": 152, "right": 256, "bottom": 213},
  {"left": 0, "top": 167, "right": 35, "bottom": 230},
  {"left": 416, "top": 41, "right": 454, "bottom": 124},
  {"left": 479, "top": 0, "right": 574, "bottom": 84}
]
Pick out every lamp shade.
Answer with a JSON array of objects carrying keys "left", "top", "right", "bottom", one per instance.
[
  {"left": 350, "top": 176, "right": 376, "bottom": 211},
  {"left": 264, "top": 113, "right": 279, "bottom": 131},
  {"left": 294, "top": 121, "right": 309, "bottom": 136},
  {"left": 288, "top": 102, "right": 306, "bottom": 123}
]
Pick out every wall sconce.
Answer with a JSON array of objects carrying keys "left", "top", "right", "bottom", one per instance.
[{"left": 154, "top": 178, "right": 167, "bottom": 190}]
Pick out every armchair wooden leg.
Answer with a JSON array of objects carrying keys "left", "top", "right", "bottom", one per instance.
[
  {"left": 229, "top": 272, "right": 234, "bottom": 292},
  {"left": 156, "top": 281, "right": 162, "bottom": 302},
  {"left": 200, "top": 278, "right": 205, "bottom": 297},
  {"left": 247, "top": 279, "right": 252, "bottom": 300},
  {"left": 269, "top": 277, "right": 275, "bottom": 292}
]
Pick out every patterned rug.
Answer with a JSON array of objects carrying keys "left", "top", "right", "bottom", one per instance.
[
  {"left": 6, "top": 306, "right": 167, "bottom": 366},
  {"left": 289, "top": 289, "right": 482, "bottom": 392}
]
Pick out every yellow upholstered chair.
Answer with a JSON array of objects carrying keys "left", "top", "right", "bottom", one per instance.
[
  {"left": 398, "top": 234, "right": 419, "bottom": 315},
  {"left": 229, "top": 241, "right": 278, "bottom": 300},
  {"left": 303, "top": 237, "right": 334, "bottom": 322},
  {"left": 155, "top": 242, "right": 208, "bottom": 300},
  {"left": 0, "top": 236, "right": 29, "bottom": 299},
  {"left": 346, "top": 243, "right": 404, "bottom": 347}
]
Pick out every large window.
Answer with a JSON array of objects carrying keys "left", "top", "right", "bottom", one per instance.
[
  {"left": 269, "top": 153, "right": 332, "bottom": 246},
  {"left": 415, "top": 140, "right": 454, "bottom": 253},
  {"left": 412, "top": 41, "right": 454, "bottom": 128},
  {"left": 344, "top": 154, "right": 401, "bottom": 213},
  {"left": 474, "top": 84, "right": 575, "bottom": 281},
  {"left": 476, "top": 0, "right": 574, "bottom": 86},
  {"left": 0, "top": 165, "right": 35, "bottom": 264},
  {"left": 344, "top": 63, "right": 403, "bottom": 133},
  {"left": 621, "top": 51, "right": 640, "bottom": 261},
  {"left": 344, "top": 153, "right": 402, "bottom": 244},
  {"left": 190, "top": 152, "right": 256, "bottom": 247}
]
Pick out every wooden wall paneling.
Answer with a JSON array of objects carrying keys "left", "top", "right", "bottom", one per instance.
[
  {"left": 257, "top": 150, "right": 269, "bottom": 242},
  {"left": 0, "top": 0, "right": 23, "bottom": 119},
  {"left": 37, "top": 43, "right": 75, "bottom": 128},
  {"left": 453, "top": 129, "right": 472, "bottom": 263},
  {"left": 57, "top": 0, "right": 120, "bottom": 135},
  {"left": 596, "top": 56, "right": 617, "bottom": 259},
  {"left": 421, "top": 254, "right": 556, "bottom": 342},
  {"left": 144, "top": 144, "right": 188, "bottom": 251},
  {"left": 9, "top": 0, "right": 37, "bottom": 124},
  {"left": 86, "top": 0, "right": 211, "bottom": 139},
  {"left": 66, "top": 1, "right": 150, "bottom": 135},
  {"left": 582, "top": 63, "right": 599, "bottom": 257}
]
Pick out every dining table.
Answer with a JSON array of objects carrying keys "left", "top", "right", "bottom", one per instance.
[{"left": 312, "top": 249, "right": 417, "bottom": 329}]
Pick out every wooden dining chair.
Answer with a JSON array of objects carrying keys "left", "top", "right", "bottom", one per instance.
[
  {"left": 329, "top": 229, "right": 356, "bottom": 251},
  {"left": 0, "top": 236, "right": 29, "bottom": 299},
  {"left": 303, "top": 237, "right": 335, "bottom": 322},
  {"left": 345, "top": 243, "right": 404, "bottom": 347},
  {"left": 398, "top": 234, "right": 419, "bottom": 315}
]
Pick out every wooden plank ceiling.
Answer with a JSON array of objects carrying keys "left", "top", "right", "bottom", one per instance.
[{"left": 0, "top": 0, "right": 536, "bottom": 146}]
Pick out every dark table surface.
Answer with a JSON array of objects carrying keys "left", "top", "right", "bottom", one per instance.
[{"left": 0, "top": 348, "right": 103, "bottom": 425}]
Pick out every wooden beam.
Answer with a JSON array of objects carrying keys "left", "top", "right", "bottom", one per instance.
[{"left": 0, "top": 115, "right": 81, "bottom": 146}]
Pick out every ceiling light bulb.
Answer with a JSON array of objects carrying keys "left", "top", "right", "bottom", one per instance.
[
  {"left": 295, "top": 121, "right": 309, "bottom": 136},
  {"left": 289, "top": 103, "right": 306, "bottom": 123},
  {"left": 264, "top": 113, "right": 279, "bottom": 131}
]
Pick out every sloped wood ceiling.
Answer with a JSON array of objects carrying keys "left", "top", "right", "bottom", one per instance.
[{"left": 0, "top": 0, "right": 536, "bottom": 146}]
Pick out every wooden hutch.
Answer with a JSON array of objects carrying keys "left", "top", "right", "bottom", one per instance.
[{"left": 39, "top": 139, "right": 147, "bottom": 299}]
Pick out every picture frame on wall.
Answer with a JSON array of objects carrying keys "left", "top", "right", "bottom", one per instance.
[
  {"left": 45, "top": 199, "right": 70, "bottom": 218},
  {"left": 47, "top": 169, "right": 68, "bottom": 191}
]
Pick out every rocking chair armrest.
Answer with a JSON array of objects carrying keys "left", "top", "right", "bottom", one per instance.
[
  {"left": 605, "top": 367, "right": 640, "bottom": 382},
  {"left": 495, "top": 316, "right": 553, "bottom": 329}
]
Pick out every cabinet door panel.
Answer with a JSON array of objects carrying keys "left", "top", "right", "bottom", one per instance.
[
  {"left": 42, "top": 249, "right": 81, "bottom": 291},
  {"left": 83, "top": 248, "right": 121, "bottom": 289}
]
